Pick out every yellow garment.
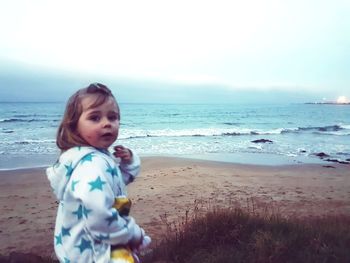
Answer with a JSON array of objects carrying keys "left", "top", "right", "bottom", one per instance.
[
  {"left": 110, "top": 247, "right": 135, "bottom": 263},
  {"left": 113, "top": 196, "right": 132, "bottom": 216},
  {"left": 111, "top": 197, "right": 134, "bottom": 263}
]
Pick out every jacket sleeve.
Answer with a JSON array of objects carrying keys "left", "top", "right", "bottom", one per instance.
[
  {"left": 70, "top": 155, "right": 142, "bottom": 245},
  {"left": 119, "top": 149, "right": 141, "bottom": 185}
]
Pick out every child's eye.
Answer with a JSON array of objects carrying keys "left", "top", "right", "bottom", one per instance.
[
  {"left": 89, "top": 115, "right": 100, "bottom": 122},
  {"left": 108, "top": 115, "right": 119, "bottom": 121}
]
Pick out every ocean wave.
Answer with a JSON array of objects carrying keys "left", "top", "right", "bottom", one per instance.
[
  {"left": 223, "top": 122, "right": 241, "bottom": 126},
  {"left": 337, "top": 152, "right": 350, "bottom": 156},
  {"left": 121, "top": 127, "right": 290, "bottom": 139},
  {"left": 2, "top": 139, "right": 57, "bottom": 145},
  {"left": 281, "top": 124, "right": 350, "bottom": 136},
  {"left": 120, "top": 124, "right": 350, "bottom": 139},
  {"left": 0, "top": 118, "right": 59, "bottom": 123},
  {"left": 300, "top": 125, "right": 343, "bottom": 132},
  {"left": 312, "top": 131, "right": 350, "bottom": 136},
  {"left": 1, "top": 129, "right": 14, "bottom": 133},
  {"left": 13, "top": 114, "right": 61, "bottom": 118}
]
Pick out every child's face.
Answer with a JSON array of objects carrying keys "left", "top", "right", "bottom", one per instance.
[{"left": 77, "top": 94, "right": 120, "bottom": 149}]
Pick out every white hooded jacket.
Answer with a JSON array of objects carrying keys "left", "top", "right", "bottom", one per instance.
[{"left": 47, "top": 146, "right": 142, "bottom": 263}]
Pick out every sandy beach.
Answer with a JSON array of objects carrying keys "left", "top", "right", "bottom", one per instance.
[{"left": 0, "top": 157, "right": 349, "bottom": 259}]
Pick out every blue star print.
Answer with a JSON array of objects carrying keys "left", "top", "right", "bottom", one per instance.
[
  {"left": 72, "top": 205, "right": 83, "bottom": 220},
  {"left": 61, "top": 227, "right": 71, "bottom": 237},
  {"left": 55, "top": 234, "right": 63, "bottom": 245},
  {"left": 73, "top": 205, "right": 93, "bottom": 219},
  {"left": 106, "top": 163, "right": 117, "bottom": 177},
  {"left": 96, "top": 233, "right": 110, "bottom": 241},
  {"left": 65, "top": 163, "right": 74, "bottom": 177},
  {"left": 88, "top": 176, "right": 106, "bottom": 191},
  {"left": 71, "top": 180, "right": 79, "bottom": 192},
  {"left": 75, "top": 237, "right": 92, "bottom": 253},
  {"left": 83, "top": 206, "right": 92, "bottom": 218},
  {"left": 64, "top": 258, "right": 70, "bottom": 263},
  {"left": 106, "top": 210, "right": 119, "bottom": 225},
  {"left": 80, "top": 153, "right": 94, "bottom": 164}
]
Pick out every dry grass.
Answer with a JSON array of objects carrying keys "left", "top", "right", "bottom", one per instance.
[
  {"left": 141, "top": 199, "right": 350, "bottom": 263},
  {"left": 2, "top": 199, "right": 349, "bottom": 263}
]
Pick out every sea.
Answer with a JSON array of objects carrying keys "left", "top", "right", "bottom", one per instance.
[{"left": 0, "top": 102, "right": 349, "bottom": 170}]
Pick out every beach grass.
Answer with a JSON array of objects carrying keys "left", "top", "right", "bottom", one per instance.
[
  {"left": 141, "top": 202, "right": 350, "bottom": 263},
  {"left": 1, "top": 203, "right": 350, "bottom": 263}
]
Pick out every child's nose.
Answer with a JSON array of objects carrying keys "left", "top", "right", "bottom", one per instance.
[{"left": 102, "top": 118, "right": 112, "bottom": 127}]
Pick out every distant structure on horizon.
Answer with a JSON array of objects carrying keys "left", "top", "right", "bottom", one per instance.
[
  {"left": 305, "top": 95, "right": 350, "bottom": 105},
  {"left": 305, "top": 102, "right": 350, "bottom": 105}
]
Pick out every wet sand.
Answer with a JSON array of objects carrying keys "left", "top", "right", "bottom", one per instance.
[{"left": 0, "top": 157, "right": 349, "bottom": 259}]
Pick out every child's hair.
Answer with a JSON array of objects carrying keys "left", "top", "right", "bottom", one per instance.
[{"left": 56, "top": 83, "right": 119, "bottom": 151}]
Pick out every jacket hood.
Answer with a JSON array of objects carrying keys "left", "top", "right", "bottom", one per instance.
[{"left": 47, "top": 147, "right": 98, "bottom": 200}]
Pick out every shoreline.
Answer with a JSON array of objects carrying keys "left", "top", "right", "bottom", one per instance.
[
  {"left": 0, "top": 156, "right": 349, "bottom": 258},
  {"left": 0, "top": 151, "right": 332, "bottom": 171}
]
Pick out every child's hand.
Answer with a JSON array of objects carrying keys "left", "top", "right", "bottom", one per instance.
[
  {"left": 130, "top": 230, "right": 151, "bottom": 252},
  {"left": 137, "top": 235, "right": 151, "bottom": 251},
  {"left": 113, "top": 145, "right": 132, "bottom": 164}
]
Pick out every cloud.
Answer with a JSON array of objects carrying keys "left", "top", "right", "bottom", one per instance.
[
  {"left": 0, "top": 63, "right": 327, "bottom": 104},
  {"left": 0, "top": 0, "right": 349, "bottom": 99}
]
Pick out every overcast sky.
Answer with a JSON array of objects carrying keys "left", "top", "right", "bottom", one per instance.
[{"left": 0, "top": 0, "right": 349, "bottom": 103}]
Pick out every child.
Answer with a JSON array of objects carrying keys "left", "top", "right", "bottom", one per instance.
[{"left": 47, "top": 83, "right": 150, "bottom": 263}]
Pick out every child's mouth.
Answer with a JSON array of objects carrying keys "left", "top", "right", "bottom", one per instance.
[{"left": 101, "top": 132, "right": 114, "bottom": 139}]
